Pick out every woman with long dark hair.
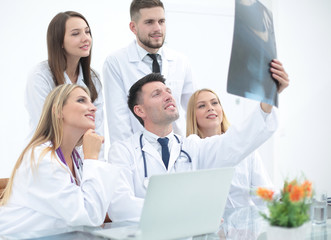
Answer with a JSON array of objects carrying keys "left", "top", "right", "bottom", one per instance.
[{"left": 25, "top": 11, "right": 104, "bottom": 157}]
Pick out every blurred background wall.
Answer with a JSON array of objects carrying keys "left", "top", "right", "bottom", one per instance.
[{"left": 0, "top": 0, "right": 330, "bottom": 194}]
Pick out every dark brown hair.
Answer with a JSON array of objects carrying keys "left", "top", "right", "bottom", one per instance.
[
  {"left": 130, "top": 0, "right": 164, "bottom": 21},
  {"left": 128, "top": 73, "right": 165, "bottom": 125},
  {"left": 46, "top": 11, "right": 98, "bottom": 102}
]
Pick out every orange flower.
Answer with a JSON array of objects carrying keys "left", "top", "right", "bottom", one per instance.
[
  {"left": 301, "top": 180, "right": 312, "bottom": 197},
  {"left": 289, "top": 185, "right": 304, "bottom": 202},
  {"left": 257, "top": 187, "right": 274, "bottom": 201},
  {"left": 284, "top": 180, "right": 297, "bottom": 193},
  {"left": 258, "top": 177, "right": 313, "bottom": 227}
]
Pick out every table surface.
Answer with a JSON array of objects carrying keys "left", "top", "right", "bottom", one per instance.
[{"left": 1, "top": 206, "right": 330, "bottom": 240}]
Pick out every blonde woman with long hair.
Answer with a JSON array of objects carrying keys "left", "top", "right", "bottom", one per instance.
[
  {"left": 0, "top": 84, "right": 112, "bottom": 235},
  {"left": 186, "top": 89, "right": 273, "bottom": 208}
]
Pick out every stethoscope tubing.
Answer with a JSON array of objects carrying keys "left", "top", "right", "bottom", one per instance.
[
  {"left": 139, "top": 133, "right": 192, "bottom": 181},
  {"left": 139, "top": 134, "right": 148, "bottom": 178}
]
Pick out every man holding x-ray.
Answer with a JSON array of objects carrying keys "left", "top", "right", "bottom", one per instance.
[{"left": 107, "top": 60, "right": 289, "bottom": 221}]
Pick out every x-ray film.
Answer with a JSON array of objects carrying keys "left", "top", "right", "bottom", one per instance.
[{"left": 227, "top": 0, "right": 278, "bottom": 107}]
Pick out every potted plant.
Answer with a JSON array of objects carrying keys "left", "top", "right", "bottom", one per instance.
[{"left": 256, "top": 178, "right": 313, "bottom": 240}]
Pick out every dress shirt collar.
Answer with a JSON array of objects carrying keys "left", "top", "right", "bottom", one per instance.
[
  {"left": 135, "top": 40, "right": 164, "bottom": 61},
  {"left": 143, "top": 128, "right": 175, "bottom": 149}
]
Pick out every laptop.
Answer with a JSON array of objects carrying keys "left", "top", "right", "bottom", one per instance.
[{"left": 93, "top": 167, "right": 235, "bottom": 240}]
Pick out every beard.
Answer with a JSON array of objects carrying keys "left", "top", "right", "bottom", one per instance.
[
  {"left": 164, "top": 111, "right": 179, "bottom": 124},
  {"left": 137, "top": 33, "right": 165, "bottom": 49},
  {"left": 149, "top": 109, "right": 179, "bottom": 126}
]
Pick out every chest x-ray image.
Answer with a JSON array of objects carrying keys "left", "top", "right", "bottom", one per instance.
[{"left": 227, "top": 0, "right": 278, "bottom": 107}]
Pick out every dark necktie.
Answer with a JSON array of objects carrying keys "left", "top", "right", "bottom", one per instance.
[
  {"left": 147, "top": 53, "right": 160, "bottom": 73},
  {"left": 157, "top": 137, "right": 170, "bottom": 169}
]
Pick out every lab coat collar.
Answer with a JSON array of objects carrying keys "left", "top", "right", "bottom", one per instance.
[
  {"left": 142, "top": 129, "right": 174, "bottom": 146},
  {"left": 49, "top": 141, "right": 82, "bottom": 185},
  {"left": 160, "top": 45, "right": 175, "bottom": 61},
  {"left": 128, "top": 41, "right": 151, "bottom": 76},
  {"left": 64, "top": 64, "right": 84, "bottom": 85},
  {"left": 135, "top": 41, "right": 152, "bottom": 61},
  {"left": 143, "top": 128, "right": 161, "bottom": 142},
  {"left": 141, "top": 130, "right": 166, "bottom": 170},
  {"left": 141, "top": 129, "right": 177, "bottom": 172},
  {"left": 127, "top": 40, "right": 173, "bottom": 79}
]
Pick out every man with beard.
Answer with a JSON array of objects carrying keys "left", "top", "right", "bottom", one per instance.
[{"left": 103, "top": 0, "right": 195, "bottom": 144}]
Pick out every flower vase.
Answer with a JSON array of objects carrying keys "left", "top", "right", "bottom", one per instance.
[{"left": 266, "top": 223, "right": 308, "bottom": 240}]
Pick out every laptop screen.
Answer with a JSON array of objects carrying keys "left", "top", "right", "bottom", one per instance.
[{"left": 139, "top": 168, "right": 235, "bottom": 240}]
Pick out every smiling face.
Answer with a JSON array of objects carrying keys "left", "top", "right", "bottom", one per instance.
[
  {"left": 134, "top": 81, "right": 178, "bottom": 129},
  {"left": 195, "top": 91, "right": 223, "bottom": 137},
  {"left": 63, "top": 17, "right": 92, "bottom": 62},
  {"left": 61, "top": 88, "right": 96, "bottom": 134},
  {"left": 130, "top": 7, "right": 166, "bottom": 53}
]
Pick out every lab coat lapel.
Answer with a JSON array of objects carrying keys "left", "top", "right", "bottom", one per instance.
[
  {"left": 136, "top": 61, "right": 151, "bottom": 75},
  {"left": 128, "top": 41, "right": 152, "bottom": 76},
  {"left": 141, "top": 141, "right": 166, "bottom": 170},
  {"left": 168, "top": 139, "right": 180, "bottom": 172},
  {"left": 161, "top": 55, "right": 169, "bottom": 80},
  {"left": 160, "top": 46, "right": 175, "bottom": 80}
]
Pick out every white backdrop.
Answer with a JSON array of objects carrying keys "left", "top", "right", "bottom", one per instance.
[
  {"left": 273, "top": 0, "right": 331, "bottom": 193},
  {"left": 0, "top": 0, "right": 330, "bottom": 195}
]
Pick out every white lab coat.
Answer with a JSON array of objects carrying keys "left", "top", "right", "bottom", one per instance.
[
  {"left": 226, "top": 151, "right": 273, "bottom": 208},
  {"left": 103, "top": 40, "right": 195, "bottom": 144},
  {"left": 25, "top": 61, "right": 105, "bottom": 158},
  {"left": 0, "top": 142, "right": 113, "bottom": 235},
  {"left": 107, "top": 106, "right": 278, "bottom": 222}
]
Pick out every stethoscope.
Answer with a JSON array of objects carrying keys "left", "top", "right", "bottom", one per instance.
[
  {"left": 56, "top": 147, "right": 83, "bottom": 184},
  {"left": 139, "top": 133, "right": 192, "bottom": 188}
]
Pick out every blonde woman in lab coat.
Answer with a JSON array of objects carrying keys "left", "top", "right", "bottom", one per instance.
[
  {"left": 25, "top": 11, "right": 104, "bottom": 157},
  {"left": 186, "top": 88, "right": 273, "bottom": 208},
  {"left": 0, "top": 84, "right": 112, "bottom": 235}
]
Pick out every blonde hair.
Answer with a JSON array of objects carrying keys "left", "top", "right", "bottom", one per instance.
[
  {"left": 186, "top": 89, "right": 230, "bottom": 138},
  {"left": 0, "top": 84, "right": 90, "bottom": 205}
]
